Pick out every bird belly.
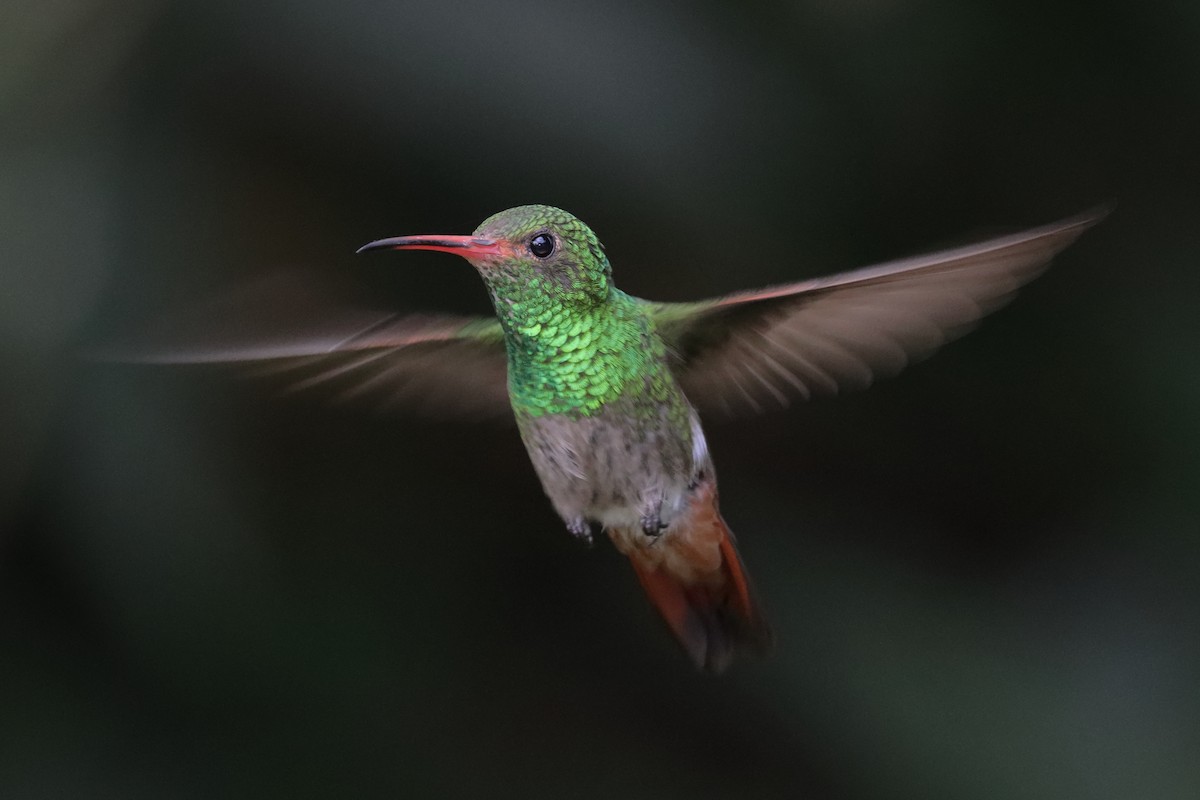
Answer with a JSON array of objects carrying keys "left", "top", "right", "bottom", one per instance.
[{"left": 516, "top": 404, "right": 705, "bottom": 532}]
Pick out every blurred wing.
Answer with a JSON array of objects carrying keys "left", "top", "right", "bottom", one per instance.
[
  {"left": 653, "top": 207, "right": 1108, "bottom": 416},
  {"left": 96, "top": 271, "right": 511, "bottom": 420}
]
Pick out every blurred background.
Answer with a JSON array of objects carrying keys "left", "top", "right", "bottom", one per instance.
[{"left": 3, "top": 0, "right": 1198, "bottom": 797}]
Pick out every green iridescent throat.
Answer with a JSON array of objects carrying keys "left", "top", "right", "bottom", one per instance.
[
  {"left": 464, "top": 204, "right": 682, "bottom": 419},
  {"left": 495, "top": 287, "right": 672, "bottom": 417}
]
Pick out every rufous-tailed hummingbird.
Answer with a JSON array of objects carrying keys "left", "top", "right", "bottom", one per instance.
[{"left": 124, "top": 204, "right": 1107, "bottom": 672}]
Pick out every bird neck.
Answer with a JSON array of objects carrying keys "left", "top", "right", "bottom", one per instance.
[{"left": 495, "top": 289, "right": 672, "bottom": 418}]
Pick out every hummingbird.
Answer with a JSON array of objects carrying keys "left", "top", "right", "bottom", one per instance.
[{"left": 122, "top": 204, "right": 1106, "bottom": 672}]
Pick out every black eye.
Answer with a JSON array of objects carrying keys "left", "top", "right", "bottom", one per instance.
[{"left": 529, "top": 233, "right": 555, "bottom": 258}]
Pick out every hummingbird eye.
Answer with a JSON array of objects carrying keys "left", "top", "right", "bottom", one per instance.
[{"left": 528, "top": 233, "right": 555, "bottom": 259}]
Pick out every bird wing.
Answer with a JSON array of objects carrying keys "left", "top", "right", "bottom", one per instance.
[
  {"left": 651, "top": 207, "right": 1108, "bottom": 417},
  {"left": 96, "top": 271, "right": 511, "bottom": 419}
]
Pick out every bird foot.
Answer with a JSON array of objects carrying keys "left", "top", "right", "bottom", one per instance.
[
  {"left": 566, "top": 517, "right": 595, "bottom": 548},
  {"left": 641, "top": 514, "right": 666, "bottom": 539}
]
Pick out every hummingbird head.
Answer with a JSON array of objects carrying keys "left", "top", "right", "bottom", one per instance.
[{"left": 358, "top": 205, "right": 614, "bottom": 324}]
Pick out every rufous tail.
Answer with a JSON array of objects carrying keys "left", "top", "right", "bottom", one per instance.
[{"left": 615, "top": 481, "right": 771, "bottom": 672}]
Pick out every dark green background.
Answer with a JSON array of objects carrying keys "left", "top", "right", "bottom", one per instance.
[{"left": 3, "top": 1, "right": 1197, "bottom": 797}]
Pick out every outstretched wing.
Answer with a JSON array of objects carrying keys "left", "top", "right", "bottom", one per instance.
[
  {"left": 96, "top": 271, "right": 511, "bottom": 419},
  {"left": 652, "top": 207, "right": 1108, "bottom": 416}
]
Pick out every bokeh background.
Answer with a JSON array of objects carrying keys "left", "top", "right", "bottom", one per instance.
[{"left": 3, "top": 0, "right": 1198, "bottom": 797}]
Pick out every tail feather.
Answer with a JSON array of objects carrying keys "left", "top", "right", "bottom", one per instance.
[{"left": 616, "top": 481, "right": 771, "bottom": 672}]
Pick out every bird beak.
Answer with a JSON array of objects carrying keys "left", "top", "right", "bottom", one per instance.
[{"left": 356, "top": 235, "right": 504, "bottom": 258}]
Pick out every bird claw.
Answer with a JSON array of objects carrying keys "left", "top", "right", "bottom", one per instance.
[
  {"left": 566, "top": 517, "right": 595, "bottom": 548},
  {"left": 641, "top": 514, "right": 666, "bottom": 539}
]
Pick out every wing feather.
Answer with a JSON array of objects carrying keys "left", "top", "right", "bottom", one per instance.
[
  {"left": 96, "top": 271, "right": 510, "bottom": 419},
  {"left": 653, "top": 207, "right": 1109, "bottom": 416}
]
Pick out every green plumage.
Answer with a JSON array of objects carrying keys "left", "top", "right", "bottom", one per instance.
[
  {"left": 471, "top": 206, "right": 684, "bottom": 425},
  {"left": 504, "top": 291, "right": 674, "bottom": 417}
]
